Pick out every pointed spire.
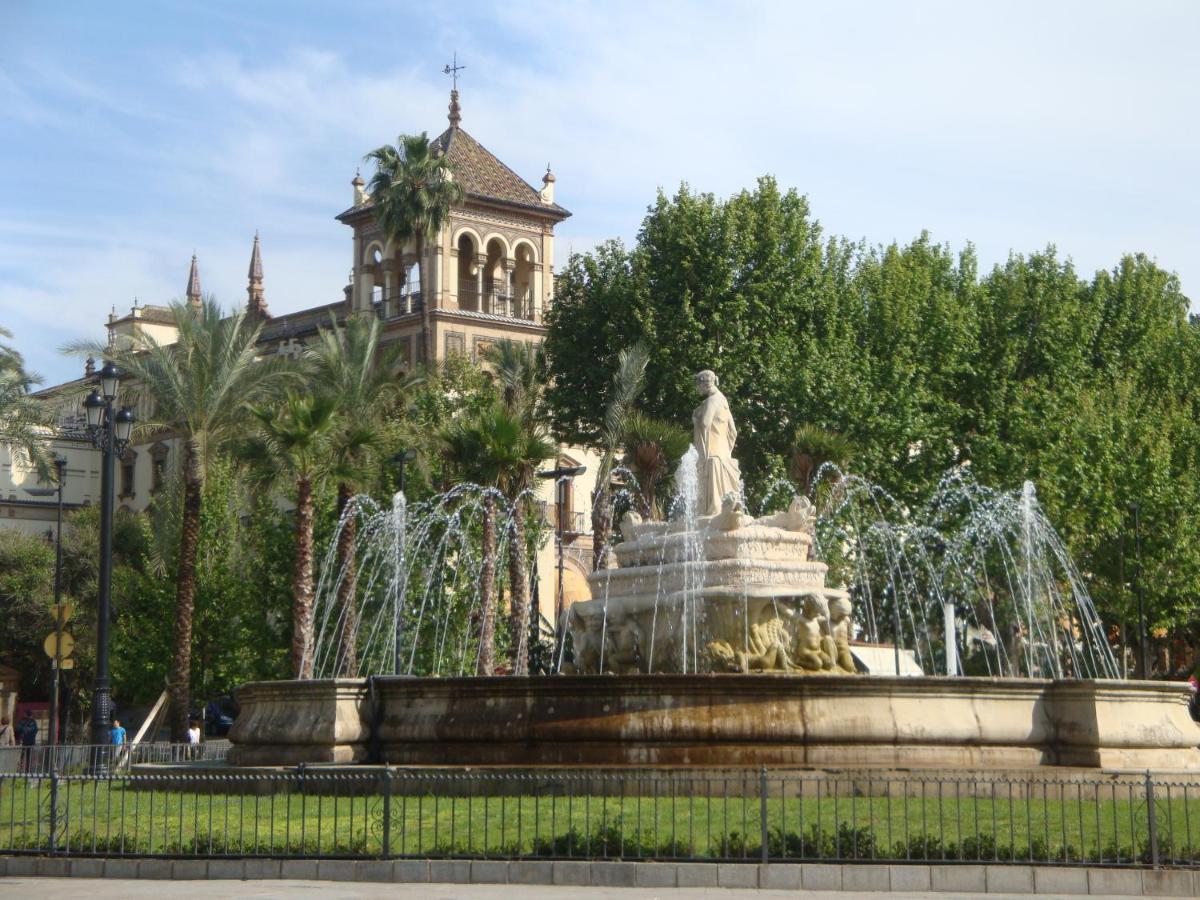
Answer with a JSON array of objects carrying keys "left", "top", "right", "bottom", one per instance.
[
  {"left": 185, "top": 254, "right": 202, "bottom": 308},
  {"left": 448, "top": 88, "right": 462, "bottom": 130},
  {"left": 246, "top": 232, "right": 269, "bottom": 319},
  {"left": 352, "top": 168, "right": 366, "bottom": 206},
  {"left": 540, "top": 163, "right": 556, "bottom": 204}
]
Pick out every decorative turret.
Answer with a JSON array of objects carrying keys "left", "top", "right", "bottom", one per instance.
[
  {"left": 246, "top": 232, "right": 269, "bottom": 319},
  {"left": 352, "top": 169, "right": 366, "bottom": 206},
  {"left": 448, "top": 88, "right": 462, "bottom": 130},
  {"left": 541, "top": 164, "right": 556, "bottom": 205},
  {"left": 185, "top": 254, "right": 202, "bottom": 309}
]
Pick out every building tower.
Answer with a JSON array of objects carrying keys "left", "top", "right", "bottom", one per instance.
[
  {"left": 246, "top": 232, "right": 269, "bottom": 319},
  {"left": 336, "top": 89, "right": 571, "bottom": 365},
  {"left": 185, "top": 254, "right": 202, "bottom": 309}
]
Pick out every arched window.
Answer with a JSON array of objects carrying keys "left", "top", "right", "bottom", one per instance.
[
  {"left": 457, "top": 234, "right": 478, "bottom": 311},
  {"left": 484, "top": 239, "right": 507, "bottom": 315},
  {"left": 513, "top": 244, "right": 535, "bottom": 319}
]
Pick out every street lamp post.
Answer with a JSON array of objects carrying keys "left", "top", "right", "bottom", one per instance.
[
  {"left": 83, "top": 362, "right": 135, "bottom": 749},
  {"left": 25, "top": 456, "right": 68, "bottom": 749},
  {"left": 537, "top": 465, "right": 586, "bottom": 660}
]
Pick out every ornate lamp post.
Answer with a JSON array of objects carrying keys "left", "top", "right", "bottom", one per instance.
[{"left": 83, "top": 362, "right": 135, "bottom": 748}]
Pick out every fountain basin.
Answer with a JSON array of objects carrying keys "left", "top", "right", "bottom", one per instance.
[{"left": 228, "top": 675, "right": 1200, "bottom": 770}]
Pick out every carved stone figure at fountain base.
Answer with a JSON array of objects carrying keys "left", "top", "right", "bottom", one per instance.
[{"left": 566, "top": 495, "right": 859, "bottom": 675}]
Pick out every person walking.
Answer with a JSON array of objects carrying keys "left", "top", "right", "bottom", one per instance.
[
  {"left": 0, "top": 716, "right": 13, "bottom": 771},
  {"left": 15, "top": 711, "right": 38, "bottom": 774}
]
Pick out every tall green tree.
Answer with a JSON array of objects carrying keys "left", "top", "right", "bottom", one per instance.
[
  {"left": 0, "top": 326, "right": 52, "bottom": 476},
  {"left": 240, "top": 393, "right": 339, "bottom": 679},
  {"left": 589, "top": 343, "right": 649, "bottom": 569},
  {"left": 441, "top": 402, "right": 555, "bottom": 675},
  {"left": 70, "top": 299, "right": 293, "bottom": 739},
  {"left": 620, "top": 411, "right": 689, "bottom": 518},
  {"left": 305, "top": 313, "right": 418, "bottom": 674},
  {"left": 482, "top": 340, "right": 556, "bottom": 674},
  {"left": 364, "top": 132, "right": 464, "bottom": 361}
]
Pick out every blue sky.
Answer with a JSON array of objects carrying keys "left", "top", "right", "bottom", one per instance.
[{"left": 2, "top": 1, "right": 1197, "bottom": 386}]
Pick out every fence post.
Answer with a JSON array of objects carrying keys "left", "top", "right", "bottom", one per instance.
[
  {"left": 1144, "top": 770, "right": 1159, "bottom": 868},
  {"left": 760, "top": 765, "right": 769, "bottom": 863},
  {"left": 382, "top": 768, "right": 393, "bottom": 859},
  {"left": 47, "top": 771, "right": 59, "bottom": 855}
]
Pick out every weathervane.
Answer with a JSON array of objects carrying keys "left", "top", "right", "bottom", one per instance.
[{"left": 443, "top": 52, "right": 465, "bottom": 90}]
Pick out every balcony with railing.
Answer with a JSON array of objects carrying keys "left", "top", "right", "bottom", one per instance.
[
  {"left": 457, "top": 278, "right": 537, "bottom": 322},
  {"left": 536, "top": 501, "right": 587, "bottom": 535}
]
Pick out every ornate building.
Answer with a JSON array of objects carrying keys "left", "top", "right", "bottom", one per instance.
[{"left": 1, "top": 89, "right": 595, "bottom": 609}]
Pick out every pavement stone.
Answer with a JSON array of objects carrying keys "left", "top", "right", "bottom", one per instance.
[
  {"left": 469, "top": 860, "right": 508, "bottom": 883},
  {"left": 170, "top": 859, "right": 208, "bottom": 880},
  {"left": 759, "top": 864, "right": 801, "bottom": 889},
  {"left": 551, "top": 861, "right": 591, "bottom": 886},
  {"left": 676, "top": 862, "right": 719, "bottom": 887},
  {"left": 802, "top": 863, "right": 843, "bottom": 891},
  {"left": 985, "top": 864, "right": 1034, "bottom": 893},
  {"left": 242, "top": 858, "right": 282, "bottom": 879},
  {"left": 4, "top": 857, "right": 39, "bottom": 877},
  {"left": 393, "top": 859, "right": 430, "bottom": 882},
  {"left": 589, "top": 861, "right": 636, "bottom": 887},
  {"left": 841, "top": 864, "right": 889, "bottom": 892},
  {"left": 353, "top": 860, "right": 394, "bottom": 882},
  {"left": 634, "top": 862, "right": 676, "bottom": 887},
  {"left": 101, "top": 859, "right": 140, "bottom": 879},
  {"left": 1033, "top": 865, "right": 1089, "bottom": 895},
  {"left": 68, "top": 858, "right": 105, "bottom": 878},
  {"left": 316, "top": 859, "right": 357, "bottom": 881},
  {"left": 1087, "top": 867, "right": 1142, "bottom": 896},
  {"left": 1142, "top": 868, "right": 1194, "bottom": 896},
  {"left": 135, "top": 859, "right": 172, "bottom": 880},
  {"left": 279, "top": 859, "right": 318, "bottom": 880},
  {"left": 717, "top": 863, "right": 758, "bottom": 888},
  {"left": 428, "top": 859, "right": 470, "bottom": 883},
  {"left": 508, "top": 860, "right": 553, "bottom": 885},
  {"left": 204, "top": 859, "right": 243, "bottom": 879},
  {"left": 931, "top": 864, "right": 986, "bottom": 893},
  {"left": 891, "top": 864, "right": 932, "bottom": 892}
]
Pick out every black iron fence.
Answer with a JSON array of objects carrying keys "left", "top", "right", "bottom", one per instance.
[
  {"left": 0, "top": 767, "right": 1197, "bottom": 866},
  {"left": 0, "top": 741, "right": 229, "bottom": 776}
]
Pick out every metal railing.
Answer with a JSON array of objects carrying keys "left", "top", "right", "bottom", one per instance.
[
  {"left": 0, "top": 741, "right": 229, "bottom": 776},
  {"left": 0, "top": 767, "right": 1196, "bottom": 865},
  {"left": 535, "top": 503, "right": 588, "bottom": 536}
]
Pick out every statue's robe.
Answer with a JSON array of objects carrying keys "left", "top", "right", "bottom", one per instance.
[{"left": 692, "top": 389, "right": 742, "bottom": 516}]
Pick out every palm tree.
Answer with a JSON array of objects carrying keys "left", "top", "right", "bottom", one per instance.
[
  {"left": 240, "top": 392, "right": 339, "bottom": 679},
  {"left": 68, "top": 299, "right": 294, "bottom": 739},
  {"left": 482, "top": 340, "right": 555, "bottom": 674},
  {"left": 441, "top": 402, "right": 555, "bottom": 676},
  {"left": 364, "top": 133, "right": 463, "bottom": 361},
  {"left": 590, "top": 343, "right": 650, "bottom": 569},
  {"left": 305, "top": 314, "right": 420, "bottom": 674},
  {"left": 0, "top": 326, "right": 52, "bottom": 476},
  {"left": 790, "top": 424, "right": 854, "bottom": 497},
  {"left": 621, "top": 412, "right": 691, "bottom": 519}
]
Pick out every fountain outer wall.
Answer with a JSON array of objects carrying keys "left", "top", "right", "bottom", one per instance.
[{"left": 228, "top": 674, "right": 1200, "bottom": 771}]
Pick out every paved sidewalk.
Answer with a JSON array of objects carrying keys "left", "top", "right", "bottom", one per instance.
[{"left": 0, "top": 879, "right": 1151, "bottom": 899}]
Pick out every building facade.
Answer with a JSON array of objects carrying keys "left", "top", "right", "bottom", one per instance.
[{"left": 3, "top": 90, "right": 596, "bottom": 614}]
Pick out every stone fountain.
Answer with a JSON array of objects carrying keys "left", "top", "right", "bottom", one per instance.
[{"left": 228, "top": 369, "right": 1200, "bottom": 771}]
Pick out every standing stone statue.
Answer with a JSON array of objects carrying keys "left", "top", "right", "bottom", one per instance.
[{"left": 692, "top": 370, "right": 742, "bottom": 517}]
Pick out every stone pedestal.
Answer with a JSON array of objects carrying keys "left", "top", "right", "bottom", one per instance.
[{"left": 228, "top": 674, "right": 1200, "bottom": 771}]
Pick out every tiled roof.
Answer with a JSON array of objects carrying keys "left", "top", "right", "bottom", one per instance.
[
  {"left": 433, "top": 127, "right": 568, "bottom": 217},
  {"left": 339, "top": 127, "right": 570, "bottom": 222}
]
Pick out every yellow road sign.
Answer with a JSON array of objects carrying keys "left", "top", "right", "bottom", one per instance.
[
  {"left": 52, "top": 658, "right": 74, "bottom": 670},
  {"left": 43, "top": 632, "right": 75, "bottom": 659},
  {"left": 52, "top": 602, "right": 74, "bottom": 624}
]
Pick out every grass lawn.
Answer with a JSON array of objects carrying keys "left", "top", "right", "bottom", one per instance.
[{"left": 1, "top": 776, "right": 1197, "bottom": 863}]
